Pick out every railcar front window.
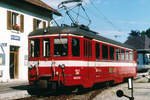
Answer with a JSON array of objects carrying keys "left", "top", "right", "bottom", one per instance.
[
  {"left": 30, "top": 39, "right": 40, "bottom": 57},
  {"left": 54, "top": 38, "right": 68, "bottom": 57},
  {"left": 43, "top": 38, "right": 50, "bottom": 57}
]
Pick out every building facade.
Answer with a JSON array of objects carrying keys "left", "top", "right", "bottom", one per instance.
[
  {"left": 0, "top": 0, "right": 60, "bottom": 82},
  {"left": 125, "top": 35, "right": 150, "bottom": 72}
]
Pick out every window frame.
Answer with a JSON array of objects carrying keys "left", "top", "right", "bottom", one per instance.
[
  {"left": 33, "top": 18, "right": 47, "bottom": 31},
  {"left": 7, "top": 10, "right": 24, "bottom": 32}
]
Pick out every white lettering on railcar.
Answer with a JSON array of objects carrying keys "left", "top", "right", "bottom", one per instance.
[
  {"left": 95, "top": 68, "right": 102, "bottom": 72},
  {"left": 73, "top": 76, "right": 81, "bottom": 80},
  {"left": 75, "top": 69, "right": 80, "bottom": 75}
]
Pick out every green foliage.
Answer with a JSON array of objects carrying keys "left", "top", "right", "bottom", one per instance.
[
  {"left": 128, "top": 28, "right": 150, "bottom": 39},
  {"left": 128, "top": 30, "right": 141, "bottom": 39},
  {"left": 145, "top": 28, "right": 150, "bottom": 38}
]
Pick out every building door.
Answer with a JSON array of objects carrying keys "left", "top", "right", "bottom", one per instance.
[{"left": 9, "top": 46, "right": 19, "bottom": 79}]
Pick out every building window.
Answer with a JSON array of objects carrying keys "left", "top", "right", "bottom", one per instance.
[
  {"left": 0, "top": 46, "right": 5, "bottom": 65},
  {"left": 36, "top": 20, "right": 42, "bottom": 29},
  {"left": 109, "top": 46, "right": 115, "bottom": 60},
  {"left": 102, "top": 44, "right": 108, "bottom": 60},
  {"left": 72, "top": 38, "right": 80, "bottom": 57},
  {"left": 7, "top": 10, "right": 24, "bottom": 32},
  {"left": 95, "top": 43, "right": 100, "bottom": 59},
  {"left": 33, "top": 18, "right": 46, "bottom": 31},
  {"left": 12, "top": 12, "right": 19, "bottom": 30},
  {"left": 43, "top": 38, "right": 50, "bottom": 57}
]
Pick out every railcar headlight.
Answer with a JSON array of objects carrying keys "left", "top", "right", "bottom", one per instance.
[
  {"left": 29, "top": 65, "right": 33, "bottom": 68},
  {"left": 59, "top": 64, "right": 65, "bottom": 69},
  {"left": 28, "top": 61, "right": 39, "bottom": 68},
  {"left": 56, "top": 71, "right": 59, "bottom": 75},
  {"left": 28, "top": 65, "right": 33, "bottom": 71},
  {"left": 61, "top": 64, "right": 65, "bottom": 69}
]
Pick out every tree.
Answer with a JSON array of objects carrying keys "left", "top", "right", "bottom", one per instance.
[
  {"left": 145, "top": 28, "right": 150, "bottom": 38},
  {"left": 128, "top": 30, "right": 141, "bottom": 39},
  {"left": 127, "top": 28, "right": 150, "bottom": 39}
]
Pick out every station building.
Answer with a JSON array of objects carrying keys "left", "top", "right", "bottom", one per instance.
[
  {"left": 0, "top": 0, "right": 61, "bottom": 82},
  {"left": 125, "top": 35, "right": 150, "bottom": 72}
]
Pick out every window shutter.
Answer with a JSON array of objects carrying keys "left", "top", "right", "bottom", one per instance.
[
  {"left": 20, "top": 14, "right": 24, "bottom": 32},
  {"left": 33, "top": 18, "right": 37, "bottom": 31},
  {"left": 7, "top": 10, "right": 12, "bottom": 30},
  {"left": 43, "top": 21, "right": 46, "bottom": 28}
]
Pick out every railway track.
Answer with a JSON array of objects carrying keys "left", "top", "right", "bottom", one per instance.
[
  {"left": 17, "top": 72, "right": 150, "bottom": 100},
  {"left": 16, "top": 82, "right": 110, "bottom": 100}
]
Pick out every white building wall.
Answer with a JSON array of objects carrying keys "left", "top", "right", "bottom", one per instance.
[{"left": 0, "top": 2, "right": 50, "bottom": 82}]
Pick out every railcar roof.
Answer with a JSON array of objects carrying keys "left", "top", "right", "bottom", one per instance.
[{"left": 29, "top": 26, "right": 135, "bottom": 50}]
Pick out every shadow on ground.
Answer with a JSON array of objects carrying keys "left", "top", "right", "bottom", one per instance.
[{"left": 10, "top": 85, "right": 30, "bottom": 90}]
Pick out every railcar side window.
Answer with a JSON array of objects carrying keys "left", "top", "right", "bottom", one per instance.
[
  {"left": 84, "top": 40, "right": 92, "bottom": 58},
  {"left": 30, "top": 39, "right": 40, "bottom": 57},
  {"left": 126, "top": 51, "right": 129, "bottom": 61},
  {"left": 129, "top": 51, "right": 133, "bottom": 61},
  {"left": 102, "top": 44, "right": 108, "bottom": 60},
  {"left": 89, "top": 41, "right": 92, "bottom": 57},
  {"left": 54, "top": 38, "right": 68, "bottom": 57},
  {"left": 43, "top": 38, "right": 50, "bottom": 57},
  {"left": 95, "top": 43, "right": 100, "bottom": 59},
  {"left": 121, "top": 49, "right": 125, "bottom": 60},
  {"left": 116, "top": 48, "right": 120, "bottom": 60},
  {"left": 84, "top": 40, "right": 87, "bottom": 57},
  {"left": 109, "top": 46, "right": 115, "bottom": 60},
  {"left": 72, "top": 38, "right": 80, "bottom": 57}
]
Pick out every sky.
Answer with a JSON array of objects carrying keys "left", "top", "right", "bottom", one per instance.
[{"left": 41, "top": 0, "right": 150, "bottom": 43}]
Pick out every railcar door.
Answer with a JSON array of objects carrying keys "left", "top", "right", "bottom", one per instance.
[{"left": 83, "top": 39, "right": 93, "bottom": 88}]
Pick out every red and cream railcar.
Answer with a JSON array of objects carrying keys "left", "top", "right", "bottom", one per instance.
[{"left": 28, "top": 26, "right": 137, "bottom": 88}]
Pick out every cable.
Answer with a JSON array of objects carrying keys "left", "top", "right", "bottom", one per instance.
[
  {"left": 89, "top": 0, "right": 122, "bottom": 35},
  {"left": 81, "top": 5, "right": 91, "bottom": 26}
]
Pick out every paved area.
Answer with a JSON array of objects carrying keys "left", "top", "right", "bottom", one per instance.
[
  {"left": 0, "top": 80, "right": 30, "bottom": 100},
  {"left": 1, "top": 75, "right": 150, "bottom": 100},
  {"left": 93, "top": 77, "right": 150, "bottom": 100}
]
